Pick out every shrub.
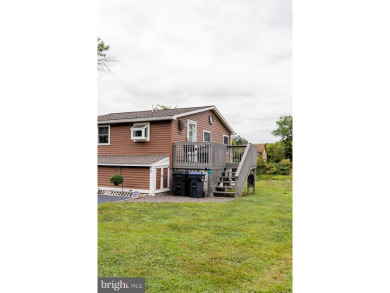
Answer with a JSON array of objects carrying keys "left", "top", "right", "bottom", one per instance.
[
  {"left": 256, "top": 156, "right": 267, "bottom": 173},
  {"left": 279, "top": 159, "right": 292, "bottom": 167},
  {"left": 110, "top": 174, "right": 124, "bottom": 186},
  {"left": 266, "top": 142, "right": 286, "bottom": 163},
  {"left": 257, "top": 159, "right": 292, "bottom": 175}
]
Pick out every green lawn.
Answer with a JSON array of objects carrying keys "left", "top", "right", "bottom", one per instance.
[
  {"left": 98, "top": 180, "right": 292, "bottom": 292},
  {"left": 256, "top": 174, "right": 292, "bottom": 181}
]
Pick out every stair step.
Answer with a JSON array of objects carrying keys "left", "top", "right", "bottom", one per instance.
[
  {"left": 226, "top": 163, "right": 239, "bottom": 168},
  {"left": 213, "top": 191, "right": 236, "bottom": 195},
  {"left": 215, "top": 186, "right": 236, "bottom": 189},
  {"left": 217, "top": 182, "right": 236, "bottom": 185},
  {"left": 217, "top": 180, "right": 236, "bottom": 183},
  {"left": 216, "top": 182, "right": 236, "bottom": 185}
]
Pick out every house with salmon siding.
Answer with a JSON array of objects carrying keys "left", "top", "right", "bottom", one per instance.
[{"left": 97, "top": 105, "right": 257, "bottom": 197}]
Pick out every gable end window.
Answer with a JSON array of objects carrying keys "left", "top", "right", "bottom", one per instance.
[
  {"left": 203, "top": 131, "right": 211, "bottom": 142},
  {"left": 98, "top": 125, "right": 110, "bottom": 145},
  {"left": 223, "top": 135, "right": 229, "bottom": 145},
  {"left": 131, "top": 122, "right": 150, "bottom": 142}
]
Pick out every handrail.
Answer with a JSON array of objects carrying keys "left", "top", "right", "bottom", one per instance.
[
  {"left": 227, "top": 145, "right": 247, "bottom": 163},
  {"left": 234, "top": 143, "right": 257, "bottom": 197}
]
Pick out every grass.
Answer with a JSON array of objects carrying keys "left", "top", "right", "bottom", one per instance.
[
  {"left": 257, "top": 174, "right": 292, "bottom": 181},
  {"left": 98, "top": 180, "right": 292, "bottom": 292}
]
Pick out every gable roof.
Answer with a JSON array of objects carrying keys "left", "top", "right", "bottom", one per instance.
[
  {"left": 98, "top": 105, "right": 235, "bottom": 134},
  {"left": 98, "top": 106, "right": 211, "bottom": 122},
  {"left": 256, "top": 144, "right": 266, "bottom": 153}
]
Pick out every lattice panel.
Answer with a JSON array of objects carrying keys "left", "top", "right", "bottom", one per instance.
[{"left": 97, "top": 189, "right": 134, "bottom": 197}]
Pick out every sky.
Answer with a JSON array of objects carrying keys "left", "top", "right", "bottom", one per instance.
[{"left": 98, "top": 0, "right": 291, "bottom": 143}]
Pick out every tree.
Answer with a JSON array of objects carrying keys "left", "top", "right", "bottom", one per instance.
[
  {"left": 153, "top": 104, "right": 177, "bottom": 111},
  {"left": 97, "top": 37, "right": 116, "bottom": 73},
  {"left": 266, "top": 142, "right": 286, "bottom": 163},
  {"left": 232, "top": 135, "right": 248, "bottom": 145},
  {"left": 271, "top": 115, "right": 293, "bottom": 161}
]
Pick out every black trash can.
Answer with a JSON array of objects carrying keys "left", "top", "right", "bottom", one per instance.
[
  {"left": 172, "top": 171, "right": 188, "bottom": 196},
  {"left": 187, "top": 172, "right": 205, "bottom": 198}
]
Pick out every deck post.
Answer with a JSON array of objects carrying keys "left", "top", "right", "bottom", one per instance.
[
  {"left": 253, "top": 168, "right": 256, "bottom": 192},
  {"left": 247, "top": 172, "right": 250, "bottom": 195},
  {"left": 207, "top": 171, "right": 211, "bottom": 197},
  {"left": 235, "top": 177, "right": 239, "bottom": 198}
]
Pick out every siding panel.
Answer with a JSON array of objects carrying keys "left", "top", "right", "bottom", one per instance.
[
  {"left": 98, "top": 120, "right": 171, "bottom": 156},
  {"left": 98, "top": 166, "right": 150, "bottom": 190},
  {"left": 172, "top": 110, "right": 231, "bottom": 144}
]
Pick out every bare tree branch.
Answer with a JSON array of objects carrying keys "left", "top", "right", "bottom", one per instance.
[{"left": 97, "top": 37, "right": 117, "bottom": 73}]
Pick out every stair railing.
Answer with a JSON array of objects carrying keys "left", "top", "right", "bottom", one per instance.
[
  {"left": 227, "top": 145, "right": 247, "bottom": 163},
  {"left": 234, "top": 143, "right": 258, "bottom": 197}
]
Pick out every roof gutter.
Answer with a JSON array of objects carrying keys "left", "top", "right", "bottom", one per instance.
[{"left": 97, "top": 116, "right": 174, "bottom": 125}]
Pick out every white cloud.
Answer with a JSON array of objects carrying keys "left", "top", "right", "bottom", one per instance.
[{"left": 98, "top": 0, "right": 291, "bottom": 143}]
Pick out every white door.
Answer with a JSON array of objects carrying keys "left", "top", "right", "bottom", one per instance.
[
  {"left": 187, "top": 120, "right": 197, "bottom": 162},
  {"left": 187, "top": 120, "right": 197, "bottom": 142}
]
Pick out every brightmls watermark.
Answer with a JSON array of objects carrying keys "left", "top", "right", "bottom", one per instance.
[{"left": 98, "top": 278, "right": 145, "bottom": 293}]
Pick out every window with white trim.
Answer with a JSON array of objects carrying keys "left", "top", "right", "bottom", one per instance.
[
  {"left": 98, "top": 125, "right": 110, "bottom": 145},
  {"left": 131, "top": 122, "right": 150, "bottom": 142},
  {"left": 223, "top": 135, "right": 229, "bottom": 145},
  {"left": 187, "top": 120, "right": 197, "bottom": 142},
  {"left": 203, "top": 131, "right": 211, "bottom": 142}
]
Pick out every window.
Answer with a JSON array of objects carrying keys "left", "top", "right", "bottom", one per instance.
[
  {"left": 131, "top": 122, "right": 150, "bottom": 142},
  {"left": 187, "top": 120, "right": 197, "bottom": 142},
  {"left": 98, "top": 125, "right": 110, "bottom": 145},
  {"left": 203, "top": 131, "right": 211, "bottom": 142},
  {"left": 223, "top": 135, "right": 229, "bottom": 145}
]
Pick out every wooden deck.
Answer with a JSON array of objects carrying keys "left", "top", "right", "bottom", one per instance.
[{"left": 172, "top": 142, "right": 257, "bottom": 197}]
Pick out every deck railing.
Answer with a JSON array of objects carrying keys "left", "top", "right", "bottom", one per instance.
[
  {"left": 173, "top": 142, "right": 227, "bottom": 169},
  {"left": 234, "top": 144, "right": 258, "bottom": 197},
  {"left": 227, "top": 145, "right": 247, "bottom": 163}
]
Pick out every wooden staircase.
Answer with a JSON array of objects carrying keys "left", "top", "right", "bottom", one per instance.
[
  {"left": 211, "top": 143, "right": 258, "bottom": 197},
  {"left": 213, "top": 168, "right": 237, "bottom": 197}
]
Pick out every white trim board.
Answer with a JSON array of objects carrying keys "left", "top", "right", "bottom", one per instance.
[{"left": 172, "top": 107, "right": 215, "bottom": 119}]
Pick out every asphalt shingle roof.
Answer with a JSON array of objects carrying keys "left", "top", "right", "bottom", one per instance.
[
  {"left": 98, "top": 106, "right": 213, "bottom": 122},
  {"left": 256, "top": 144, "right": 266, "bottom": 152},
  {"left": 98, "top": 155, "right": 168, "bottom": 165}
]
